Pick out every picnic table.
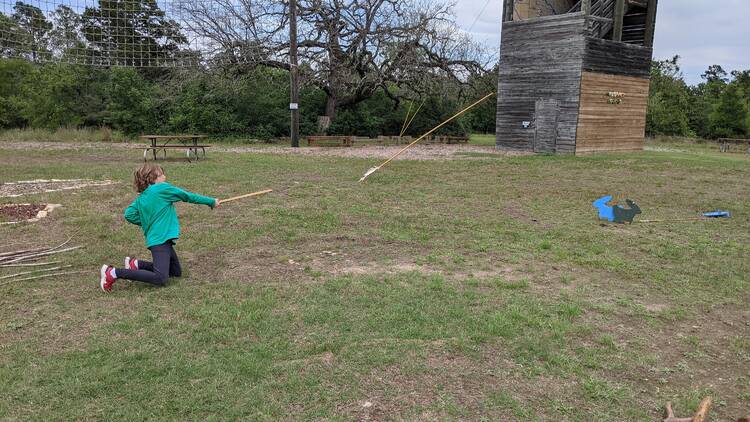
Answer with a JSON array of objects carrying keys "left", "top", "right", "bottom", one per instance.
[
  {"left": 306, "top": 136, "right": 353, "bottom": 147},
  {"left": 140, "top": 135, "right": 210, "bottom": 162}
]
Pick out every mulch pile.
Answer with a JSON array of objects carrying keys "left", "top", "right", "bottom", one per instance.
[{"left": 0, "top": 204, "right": 46, "bottom": 222}]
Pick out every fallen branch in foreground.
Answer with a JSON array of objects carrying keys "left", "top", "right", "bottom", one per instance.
[
  {"left": 0, "top": 265, "right": 74, "bottom": 280},
  {"left": 0, "top": 270, "right": 89, "bottom": 286},
  {"left": 0, "top": 237, "right": 72, "bottom": 264},
  {"left": 2, "top": 246, "right": 82, "bottom": 264},
  {"left": 0, "top": 261, "right": 61, "bottom": 268},
  {"left": 0, "top": 247, "right": 47, "bottom": 258}
]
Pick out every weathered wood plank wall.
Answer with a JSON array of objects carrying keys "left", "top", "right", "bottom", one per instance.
[
  {"left": 534, "top": 99, "right": 560, "bottom": 152},
  {"left": 496, "top": 13, "right": 587, "bottom": 153},
  {"left": 496, "top": 7, "right": 655, "bottom": 154},
  {"left": 583, "top": 38, "right": 652, "bottom": 77},
  {"left": 513, "top": 0, "right": 577, "bottom": 20},
  {"left": 575, "top": 72, "right": 649, "bottom": 154}
]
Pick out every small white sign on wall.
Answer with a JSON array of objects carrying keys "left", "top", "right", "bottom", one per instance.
[{"left": 522, "top": 121, "right": 531, "bottom": 129}]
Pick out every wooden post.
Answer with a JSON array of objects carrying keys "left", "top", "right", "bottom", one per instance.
[
  {"left": 502, "top": 0, "right": 514, "bottom": 22},
  {"left": 289, "top": 0, "right": 300, "bottom": 148},
  {"left": 581, "top": 0, "right": 591, "bottom": 15},
  {"left": 644, "top": 0, "right": 658, "bottom": 47},
  {"left": 612, "top": 0, "right": 625, "bottom": 41}
]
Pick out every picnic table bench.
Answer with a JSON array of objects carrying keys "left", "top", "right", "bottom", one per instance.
[
  {"left": 140, "top": 135, "right": 210, "bottom": 162},
  {"left": 427, "top": 135, "right": 470, "bottom": 144},
  {"left": 306, "top": 136, "right": 353, "bottom": 147},
  {"left": 718, "top": 138, "right": 750, "bottom": 154}
]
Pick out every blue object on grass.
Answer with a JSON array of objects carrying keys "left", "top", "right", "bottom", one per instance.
[
  {"left": 593, "top": 196, "right": 615, "bottom": 222},
  {"left": 593, "top": 196, "right": 642, "bottom": 224},
  {"left": 703, "top": 211, "right": 731, "bottom": 218}
]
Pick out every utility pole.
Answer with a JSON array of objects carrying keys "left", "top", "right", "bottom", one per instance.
[{"left": 289, "top": 0, "right": 300, "bottom": 147}]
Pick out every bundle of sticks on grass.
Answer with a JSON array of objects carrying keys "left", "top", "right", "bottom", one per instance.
[{"left": 0, "top": 238, "right": 85, "bottom": 286}]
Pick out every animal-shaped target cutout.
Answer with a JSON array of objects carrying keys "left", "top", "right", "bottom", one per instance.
[{"left": 593, "top": 196, "right": 642, "bottom": 224}]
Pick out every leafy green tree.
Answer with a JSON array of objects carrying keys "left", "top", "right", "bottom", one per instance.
[
  {"left": 702, "top": 65, "right": 728, "bottom": 83},
  {"left": 646, "top": 56, "right": 692, "bottom": 136},
  {"left": 11, "top": 2, "right": 52, "bottom": 62},
  {"left": 685, "top": 85, "right": 711, "bottom": 138},
  {"left": 709, "top": 83, "right": 749, "bottom": 138},
  {"left": 731, "top": 70, "right": 750, "bottom": 133},
  {"left": 16, "top": 63, "right": 109, "bottom": 129},
  {"left": 82, "top": 0, "right": 187, "bottom": 67},
  {"left": 464, "top": 65, "right": 499, "bottom": 134},
  {"left": 0, "top": 58, "right": 36, "bottom": 127},
  {"left": 49, "top": 5, "right": 86, "bottom": 59},
  {"left": 0, "top": 13, "right": 22, "bottom": 58},
  {"left": 105, "top": 67, "right": 159, "bottom": 134},
  {"left": 700, "top": 65, "right": 728, "bottom": 105}
]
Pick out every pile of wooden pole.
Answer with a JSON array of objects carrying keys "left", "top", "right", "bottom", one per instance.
[{"left": 0, "top": 238, "right": 85, "bottom": 286}]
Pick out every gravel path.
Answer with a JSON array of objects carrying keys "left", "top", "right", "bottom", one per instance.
[
  {"left": 219, "top": 144, "right": 530, "bottom": 160},
  {"left": 0, "top": 141, "right": 531, "bottom": 161}
]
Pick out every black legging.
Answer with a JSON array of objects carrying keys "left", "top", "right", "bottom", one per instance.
[{"left": 115, "top": 241, "right": 182, "bottom": 287}]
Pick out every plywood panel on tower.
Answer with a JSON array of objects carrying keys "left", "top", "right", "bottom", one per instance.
[
  {"left": 575, "top": 72, "right": 650, "bottom": 154},
  {"left": 496, "top": 13, "right": 587, "bottom": 153}
]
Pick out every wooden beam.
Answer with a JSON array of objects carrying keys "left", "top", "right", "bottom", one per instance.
[
  {"left": 613, "top": 0, "right": 625, "bottom": 41},
  {"left": 581, "top": 0, "right": 592, "bottom": 15},
  {"left": 628, "top": 0, "right": 647, "bottom": 7},
  {"left": 644, "top": 0, "right": 658, "bottom": 47},
  {"left": 503, "top": 0, "right": 515, "bottom": 22}
]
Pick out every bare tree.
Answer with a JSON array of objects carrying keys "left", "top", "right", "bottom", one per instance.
[{"left": 177, "top": 0, "right": 488, "bottom": 122}]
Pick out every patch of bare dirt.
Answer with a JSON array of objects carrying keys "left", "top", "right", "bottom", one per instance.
[
  {"left": 1, "top": 141, "right": 531, "bottom": 162},
  {"left": 0, "top": 179, "right": 116, "bottom": 198},
  {"left": 595, "top": 299, "right": 750, "bottom": 420},
  {"left": 334, "top": 343, "right": 579, "bottom": 421}
]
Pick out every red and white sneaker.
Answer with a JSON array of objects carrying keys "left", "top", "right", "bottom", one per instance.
[
  {"left": 124, "top": 257, "right": 139, "bottom": 271},
  {"left": 100, "top": 265, "right": 117, "bottom": 292}
]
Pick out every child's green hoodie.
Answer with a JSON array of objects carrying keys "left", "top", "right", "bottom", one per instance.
[{"left": 124, "top": 182, "right": 215, "bottom": 248}]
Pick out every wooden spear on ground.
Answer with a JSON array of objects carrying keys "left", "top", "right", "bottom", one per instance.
[
  {"left": 359, "top": 92, "right": 496, "bottom": 182},
  {"left": 0, "top": 238, "right": 85, "bottom": 287}
]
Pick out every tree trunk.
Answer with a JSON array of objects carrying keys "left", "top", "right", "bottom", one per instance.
[
  {"left": 325, "top": 96, "right": 337, "bottom": 120},
  {"left": 317, "top": 95, "right": 337, "bottom": 133}
]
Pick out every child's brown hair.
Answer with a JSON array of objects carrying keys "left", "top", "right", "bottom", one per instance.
[{"left": 134, "top": 163, "right": 164, "bottom": 193}]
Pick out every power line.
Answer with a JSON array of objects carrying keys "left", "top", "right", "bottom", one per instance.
[{"left": 467, "top": 0, "right": 495, "bottom": 33}]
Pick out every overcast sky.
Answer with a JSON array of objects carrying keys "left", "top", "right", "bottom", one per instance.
[{"left": 454, "top": 0, "right": 750, "bottom": 85}]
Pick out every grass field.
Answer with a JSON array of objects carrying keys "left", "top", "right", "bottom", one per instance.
[{"left": 0, "top": 138, "right": 748, "bottom": 420}]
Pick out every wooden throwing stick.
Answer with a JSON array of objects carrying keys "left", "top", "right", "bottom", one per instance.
[{"left": 220, "top": 189, "right": 273, "bottom": 205}]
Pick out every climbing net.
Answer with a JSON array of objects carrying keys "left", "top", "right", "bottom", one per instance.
[{"left": 0, "top": 0, "right": 276, "bottom": 67}]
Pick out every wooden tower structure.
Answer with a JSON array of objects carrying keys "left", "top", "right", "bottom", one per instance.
[{"left": 496, "top": 0, "right": 659, "bottom": 154}]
